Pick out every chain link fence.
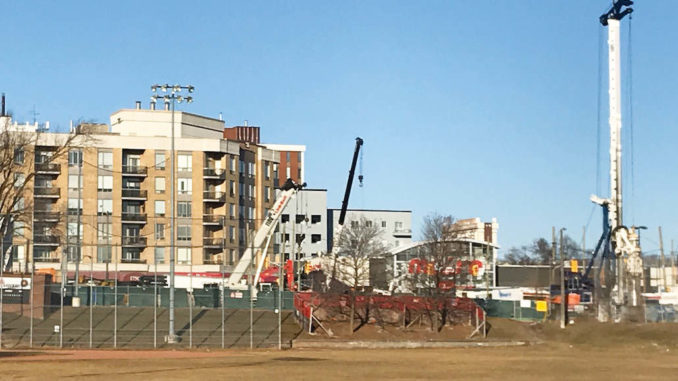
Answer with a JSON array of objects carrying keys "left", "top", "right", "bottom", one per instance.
[{"left": 0, "top": 280, "right": 299, "bottom": 349}]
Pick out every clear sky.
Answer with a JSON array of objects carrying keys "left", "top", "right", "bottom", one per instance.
[{"left": 2, "top": 1, "right": 676, "bottom": 255}]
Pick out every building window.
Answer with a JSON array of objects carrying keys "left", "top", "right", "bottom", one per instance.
[
  {"left": 229, "top": 180, "right": 236, "bottom": 196},
  {"left": 281, "top": 214, "right": 289, "bottom": 223},
  {"left": 177, "top": 154, "right": 192, "bottom": 171},
  {"left": 67, "top": 222, "right": 83, "bottom": 239},
  {"left": 177, "top": 202, "right": 191, "bottom": 217},
  {"left": 286, "top": 166, "right": 291, "bottom": 179},
  {"left": 230, "top": 156, "right": 236, "bottom": 172},
  {"left": 177, "top": 225, "right": 191, "bottom": 241},
  {"left": 395, "top": 221, "right": 403, "bottom": 230},
  {"left": 68, "top": 175, "right": 81, "bottom": 190},
  {"left": 14, "top": 148, "right": 24, "bottom": 164},
  {"left": 311, "top": 234, "right": 321, "bottom": 244},
  {"left": 68, "top": 198, "right": 82, "bottom": 215},
  {"left": 155, "top": 223, "right": 165, "bottom": 240},
  {"left": 178, "top": 178, "right": 192, "bottom": 194},
  {"left": 351, "top": 221, "right": 359, "bottom": 229},
  {"left": 13, "top": 221, "right": 25, "bottom": 237},
  {"left": 155, "top": 177, "right": 165, "bottom": 193},
  {"left": 155, "top": 247, "right": 165, "bottom": 264},
  {"left": 97, "top": 246, "right": 112, "bottom": 262},
  {"left": 229, "top": 226, "right": 235, "bottom": 243},
  {"left": 264, "top": 186, "right": 270, "bottom": 202},
  {"left": 382, "top": 221, "right": 386, "bottom": 228},
  {"left": 229, "top": 204, "right": 235, "bottom": 219},
  {"left": 97, "top": 199, "right": 112, "bottom": 216},
  {"left": 155, "top": 152, "right": 165, "bottom": 170},
  {"left": 365, "top": 220, "right": 373, "bottom": 228},
  {"left": 13, "top": 173, "right": 25, "bottom": 188},
  {"left": 155, "top": 200, "right": 166, "bottom": 216},
  {"left": 178, "top": 248, "right": 191, "bottom": 264},
  {"left": 98, "top": 151, "right": 113, "bottom": 169},
  {"left": 298, "top": 168, "right": 302, "bottom": 180},
  {"left": 311, "top": 215, "right": 321, "bottom": 224},
  {"left": 297, "top": 151, "right": 302, "bottom": 162},
  {"left": 98, "top": 223, "right": 112, "bottom": 241},
  {"left": 286, "top": 152, "right": 290, "bottom": 162},
  {"left": 68, "top": 150, "right": 82, "bottom": 167},
  {"left": 295, "top": 214, "right": 305, "bottom": 224},
  {"left": 264, "top": 162, "right": 270, "bottom": 180},
  {"left": 97, "top": 175, "right": 113, "bottom": 192}
]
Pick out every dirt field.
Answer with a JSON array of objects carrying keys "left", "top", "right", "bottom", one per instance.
[{"left": 1, "top": 318, "right": 677, "bottom": 380}]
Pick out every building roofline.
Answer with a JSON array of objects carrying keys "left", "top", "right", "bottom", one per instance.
[{"left": 111, "top": 108, "right": 225, "bottom": 124}]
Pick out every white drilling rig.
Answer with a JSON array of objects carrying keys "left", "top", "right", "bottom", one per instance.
[{"left": 589, "top": 0, "right": 643, "bottom": 322}]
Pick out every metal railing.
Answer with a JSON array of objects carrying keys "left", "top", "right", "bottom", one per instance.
[
  {"left": 202, "top": 215, "right": 224, "bottom": 224},
  {"left": 35, "top": 163, "right": 61, "bottom": 173},
  {"left": 122, "top": 236, "right": 147, "bottom": 247},
  {"left": 33, "top": 235, "right": 60, "bottom": 245},
  {"left": 203, "top": 168, "right": 226, "bottom": 179},
  {"left": 34, "top": 187, "right": 61, "bottom": 197},
  {"left": 203, "top": 191, "right": 226, "bottom": 202},
  {"left": 203, "top": 237, "right": 225, "bottom": 248},
  {"left": 121, "top": 213, "right": 147, "bottom": 223},
  {"left": 34, "top": 211, "right": 61, "bottom": 221},
  {"left": 122, "top": 189, "right": 148, "bottom": 198},
  {"left": 122, "top": 165, "right": 148, "bottom": 175}
]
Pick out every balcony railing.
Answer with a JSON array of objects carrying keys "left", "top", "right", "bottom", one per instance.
[
  {"left": 122, "top": 189, "right": 148, "bottom": 199},
  {"left": 34, "top": 256, "right": 60, "bottom": 263},
  {"left": 121, "top": 213, "right": 147, "bottom": 223},
  {"left": 35, "top": 163, "right": 61, "bottom": 174},
  {"left": 34, "top": 211, "right": 61, "bottom": 221},
  {"left": 122, "top": 236, "right": 147, "bottom": 247},
  {"left": 203, "top": 168, "right": 226, "bottom": 180},
  {"left": 122, "top": 165, "right": 148, "bottom": 176},
  {"left": 34, "top": 187, "right": 60, "bottom": 197},
  {"left": 203, "top": 215, "right": 224, "bottom": 224},
  {"left": 203, "top": 237, "right": 225, "bottom": 248},
  {"left": 203, "top": 191, "right": 226, "bottom": 203},
  {"left": 121, "top": 257, "right": 147, "bottom": 264},
  {"left": 34, "top": 235, "right": 60, "bottom": 245}
]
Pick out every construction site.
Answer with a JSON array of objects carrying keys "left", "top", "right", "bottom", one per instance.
[{"left": 1, "top": 0, "right": 678, "bottom": 379}]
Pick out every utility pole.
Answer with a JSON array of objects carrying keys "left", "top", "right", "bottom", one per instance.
[
  {"left": 550, "top": 227, "right": 556, "bottom": 316},
  {"left": 74, "top": 149, "right": 82, "bottom": 301},
  {"left": 658, "top": 227, "right": 667, "bottom": 292},
  {"left": 560, "top": 228, "right": 567, "bottom": 329}
]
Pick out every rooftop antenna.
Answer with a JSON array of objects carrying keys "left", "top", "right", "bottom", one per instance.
[{"left": 30, "top": 105, "right": 40, "bottom": 124}]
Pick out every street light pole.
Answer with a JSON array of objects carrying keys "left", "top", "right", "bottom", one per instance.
[
  {"left": 560, "top": 227, "right": 567, "bottom": 329},
  {"left": 151, "top": 84, "right": 194, "bottom": 344}
]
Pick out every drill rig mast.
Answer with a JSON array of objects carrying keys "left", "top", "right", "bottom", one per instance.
[{"left": 589, "top": 0, "right": 642, "bottom": 322}]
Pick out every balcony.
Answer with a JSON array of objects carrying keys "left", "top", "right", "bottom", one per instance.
[
  {"left": 122, "top": 236, "right": 147, "bottom": 247},
  {"left": 203, "top": 168, "right": 226, "bottom": 181},
  {"left": 34, "top": 235, "right": 60, "bottom": 246},
  {"left": 34, "top": 211, "right": 61, "bottom": 222},
  {"left": 203, "top": 191, "right": 226, "bottom": 203},
  {"left": 121, "top": 189, "right": 148, "bottom": 199},
  {"left": 121, "top": 213, "right": 147, "bottom": 224},
  {"left": 203, "top": 215, "right": 224, "bottom": 225},
  {"left": 203, "top": 237, "right": 225, "bottom": 248},
  {"left": 35, "top": 163, "right": 61, "bottom": 175},
  {"left": 34, "top": 187, "right": 60, "bottom": 198},
  {"left": 122, "top": 165, "right": 147, "bottom": 177}
]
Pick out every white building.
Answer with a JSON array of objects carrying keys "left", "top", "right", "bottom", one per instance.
[
  {"left": 277, "top": 189, "right": 328, "bottom": 260},
  {"left": 327, "top": 209, "right": 412, "bottom": 252}
]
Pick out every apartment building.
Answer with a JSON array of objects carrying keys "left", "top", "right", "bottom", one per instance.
[
  {"left": 277, "top": 189, "right": 327, "bottom": 260},
  {"left": 6, "top": 106, "right": 281, "bottom": 270},
  {"left": 327, "top": 209, "right": 413, "bottom": 252},
  {"left": 224, "top": 125, "right": 305, "bottom": 184}
]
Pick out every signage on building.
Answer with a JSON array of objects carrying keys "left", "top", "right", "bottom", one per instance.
[{"left": 0, "top": 277, "right": 31, "bottom": 290}]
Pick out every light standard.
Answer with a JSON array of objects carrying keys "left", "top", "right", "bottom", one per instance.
[
  {"left": 151, "top": 84, "right": 194, "bottom": 344},
  {"left": 559, "top": 227, "right": 567, "bottom": 329},
  {"left": 83, "top": 254, "right": 94, "bottom": 348}
]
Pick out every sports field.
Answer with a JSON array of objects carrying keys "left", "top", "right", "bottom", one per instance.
[{"left": 1, "top": 343, "right": 676, "bottom": 380}]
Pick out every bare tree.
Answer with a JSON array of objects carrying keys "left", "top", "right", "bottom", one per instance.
[
  {"left": 0, "top": 116, "right": 91, "bottom": 269},
  {"left": 333, "top": 217, "right": 387, "bottom": 335},
  {"left": 416, "top": 213, "right": 467, "bottom": 331}
]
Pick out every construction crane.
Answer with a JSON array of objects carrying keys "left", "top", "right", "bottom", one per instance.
[
  {"left": 588, "top": 0, "right": 642, "bottom": 322},
  {"left": 331, "top": 137, "right": 364, "bottom": 252},
  {"left": 226, "top": 178, "right": 305, "bottom": 296}
]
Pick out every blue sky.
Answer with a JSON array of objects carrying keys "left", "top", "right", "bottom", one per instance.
[{"left": 2, "top": 1, "right": 676, "bottom": 255}]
